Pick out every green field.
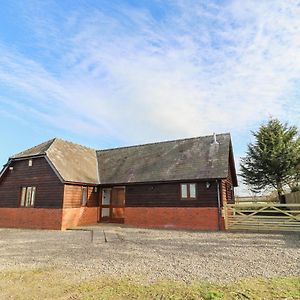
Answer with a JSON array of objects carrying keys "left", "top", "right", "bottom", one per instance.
[{"left": 0, "top": 269, "right": 299, "bottom": 300}]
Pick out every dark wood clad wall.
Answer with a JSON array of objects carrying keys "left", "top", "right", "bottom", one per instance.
[
  {"left": 63, "top": 184, "right": 99, "bottom": 208},
  {"left": 222, "top": 162, "right": 234, "bottom": 204},
  {"left": 0, "top": 157, "right": 64, "bottom": 208},
  {"left": 220, "top": 179, "right": 227, "bottom": 206},
  {"left": 125, "top": 181, "right": 218, "bottom": 207},
  {"left": 219, "top": 161, "right": 235, "bottom": 206},
  {"left": 227, "top": 162, "right": 234, "bottom": 204}
]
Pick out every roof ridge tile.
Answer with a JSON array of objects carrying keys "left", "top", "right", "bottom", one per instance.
[{"left": 51, "top": 138, "right": 97, "bottom": 152}]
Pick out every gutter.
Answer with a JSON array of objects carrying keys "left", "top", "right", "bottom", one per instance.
[{"left": 216, "top": 179, "right": 222, "bottom": 231}]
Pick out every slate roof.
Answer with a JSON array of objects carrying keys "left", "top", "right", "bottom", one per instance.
[
  {"left": 10, "top": 139, "right": 56, "bottom": 158},
  {"left": 97, "top": 133, "right": 236, "bottom": 185},
  {"left": 11, "top": 138, "right": 99, "bottom": 184},
  {"left": 8, "top": 133, "right": 237, "bottom": 186}
]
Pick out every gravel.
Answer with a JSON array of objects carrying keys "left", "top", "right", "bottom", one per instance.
[{"left": 0, "top": 225, "right": 299, "bottom": 283}]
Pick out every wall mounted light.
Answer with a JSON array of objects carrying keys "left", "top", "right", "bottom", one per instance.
[
  {"left": 9, "top": 167, "right": 14, "bottom": 171},
  {"left": 206, "top": 182, "right": 211, "bottom": 189}
]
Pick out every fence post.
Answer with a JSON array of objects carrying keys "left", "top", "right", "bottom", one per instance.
[{"left": 224, "top": 204, "right": 228, "bottom": 230}]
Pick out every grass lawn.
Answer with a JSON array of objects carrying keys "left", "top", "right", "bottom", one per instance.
[{"left": 0, "top": 269, "right": 299, "bottom": 300}]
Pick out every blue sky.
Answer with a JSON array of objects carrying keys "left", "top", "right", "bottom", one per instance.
[{"left": 0, "top": 1, "right": 300, "bottom": 195}]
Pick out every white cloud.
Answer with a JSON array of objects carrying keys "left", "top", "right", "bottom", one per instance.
[{"left": 0, "top": 1, "right": 300, "bottom": 195}]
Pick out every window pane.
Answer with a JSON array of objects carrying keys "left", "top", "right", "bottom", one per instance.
[
  {"left": 81, "top": 187, "right": 87, "bottom": 206},
  {"left": 101, "top": 207, "right": 110, "bottom": 217},
  {"left": 190, "top": 184, "right": 196, "bottom": 198},
  {"left": 111, "top": 188, "right": 125, "bottom": 206},
  {"left": 102, "top": 189, "right": 111, "bottom": 205},
  {"left": 26, "top": 187, "right": 32, "bottom": 207},
  {"left": 30, "top": 187, "right": 36, "bottom": 206},
  {"left": 181, "top": 184, "right": 187, "bottom": 198},
  {"left": 20, "top": 187, "right": 26, "bottom": 207}
]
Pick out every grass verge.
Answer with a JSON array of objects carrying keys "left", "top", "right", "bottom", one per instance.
[{"left": 0, "top": 269, "right": 299, "bottom": 300}]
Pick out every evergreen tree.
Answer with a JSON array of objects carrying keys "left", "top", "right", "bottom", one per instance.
[{"left": 240, "top": 119, "right": 300, "bottom": 203}]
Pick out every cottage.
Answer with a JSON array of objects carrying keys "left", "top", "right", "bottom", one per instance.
[{"left": 0, "top": 133, "right": 237, "bottom": 230}]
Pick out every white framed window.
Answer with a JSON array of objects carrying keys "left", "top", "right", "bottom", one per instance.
[
  {"left": 180, "top": 183, "right": 197, "bottom": 200},
  {"left": 20, "top": 186, "right": 36, "bottom": 207},
  {"left": 20, "top": 187, "right": 26, "bottom": 206},
  {"left": 101, "top": 207, "right": 110, "bottom": 218},
  {"left": 102, "top": 188, "right": 111, "bottom": 205},
  {"left": 190, "top": 183, "right": 196, "bottom": 198},
  {"left": 28, "top": 159, "right": 33, "bottom": 167},
  {"left": 181, "top": 184, "right": 188, "bottom": 198}
]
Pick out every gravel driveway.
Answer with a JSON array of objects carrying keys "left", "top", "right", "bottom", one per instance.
[{"left": 0, "top": 225, "right": 299, "bottom": 282}]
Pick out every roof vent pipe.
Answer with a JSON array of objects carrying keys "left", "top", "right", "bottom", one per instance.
[{"left": 212, "top": 133, "right": 219, "bottom": 145}]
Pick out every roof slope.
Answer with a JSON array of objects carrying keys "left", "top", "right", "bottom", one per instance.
[
  {"left": 97, "top": 133, "right": 234, "bottom": 184},
  {"left": 9, "top": 133, "right": 236, "bottom": 185},
  {"left": 10, "top": 139, "right": 55, "bottom": 159},
  {"left": 46, "top": 139, "right": 99, "bottom": 184},
  {"left": 11, "top": 138, "right": 99, "bottom": 184}
]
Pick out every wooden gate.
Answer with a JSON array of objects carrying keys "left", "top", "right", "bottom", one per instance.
[{"left": 224, "top": 203, "right": 300, "bottom": 232}]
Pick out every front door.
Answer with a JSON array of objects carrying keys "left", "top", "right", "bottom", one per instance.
[{"left": 100, "top": 187, "right": 125, "bottom": 223}]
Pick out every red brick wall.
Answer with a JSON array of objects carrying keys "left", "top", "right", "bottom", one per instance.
[
  {"left": 0, "top": 206, "right": 222, "bottom": 231},
  {"left": 0, "top": 208, "right": 62, "bottom": 230},
  {"left": 61, "top": 207, "right": 99, "bottom": 229},
  {"left": 0, "top": 207, "right": 99, "bottom": 230},
  {"left": 124, "top": 207, "right": 222, "bottom": 231}
]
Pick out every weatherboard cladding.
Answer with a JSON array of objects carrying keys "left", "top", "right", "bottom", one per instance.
[{"left": 9, "top": 133, "right": 233, "bottom": 185}]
